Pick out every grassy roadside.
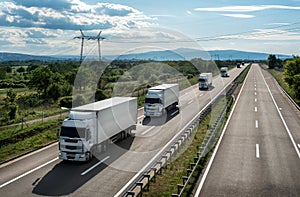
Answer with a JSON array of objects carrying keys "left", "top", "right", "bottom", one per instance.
[
  {"left": 0, "top": 118, "right": 64, "bottom": 163},
  {"left": 267, "top": 69, "right": 300, "bottom": 104}
]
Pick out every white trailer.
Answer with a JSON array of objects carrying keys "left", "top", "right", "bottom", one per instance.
[
  {"left": 59, "top": 97, "right": 137, "bottom": 161},
  {"left": 144, "top": 84, "right": 179, "bottom": 117},
  {"left": 220, "top": 67, "right": 229, "bottom": 77},
  {"left": 198, "top": 73, "right": 212, "bottom": 90}
]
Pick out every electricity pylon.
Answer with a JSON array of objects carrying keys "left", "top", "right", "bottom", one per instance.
[{"left": 74, "top": 29, "right": 105, "bottom": 63}]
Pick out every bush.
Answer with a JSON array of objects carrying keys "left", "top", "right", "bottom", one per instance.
[{"left": 58, "top": 96, "right": 72, "bottom": 108}]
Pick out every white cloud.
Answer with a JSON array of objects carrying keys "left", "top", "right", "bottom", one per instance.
[
  {"left": 0, "top": 0, "right": 154, "bottom": 30},
  {"left": 218, "top": 29, "right": 300, "bottom": 41},
  {"left": 221, "top": 14, "right": 255, "bottom": 18},
  {"left": 194, "top": 5, "right": 300, "bottom": 12}
]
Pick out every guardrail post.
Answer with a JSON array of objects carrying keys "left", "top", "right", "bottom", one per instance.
[
  {"left": 177, "top": 184, "right": 184, "bottom": 194},
  {"left": 144, "top": 174, "right": 150, "bottom": 191},
  {"left": 136, "top": 182, "right": 143, "bottom": 196},
  {"left": 126, "top": 191, "right": 135, "bottom": 197},
  {"left": 151, "top": 167, "right": 157, "bottom": 182}
]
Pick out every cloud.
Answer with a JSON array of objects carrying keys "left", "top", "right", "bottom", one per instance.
[
  {"left": 194, "top": 5, "right": 300, "bottom": 12},
  {"left": 221, "top": 14, "right": 255, "bottom": 18},
  {"left": 13, "top": 0, "right": 73, "bottom": 10},
  {"left": 0, "top": 1, "right": 154, "bottom": 30},
  {"left": 218, "top": 29, "right": 300, "bottom": 41}
]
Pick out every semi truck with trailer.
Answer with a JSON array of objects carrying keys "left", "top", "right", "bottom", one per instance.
[
  {"left": 220, "top": 67, "right": 229, "bottom": 77},
  {"left": 144, "top": 84, "right": 179, "bottom": 117},
  {"left": 198, "top": 73, "right": 212, "bottom": 90},
  {"left": 58, "top": 97, "right": 137, "bottom": 161}
]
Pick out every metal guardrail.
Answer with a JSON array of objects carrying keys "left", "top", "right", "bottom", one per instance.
[{"left": 122, "top": 66, "right": 249, "bottom": 197}]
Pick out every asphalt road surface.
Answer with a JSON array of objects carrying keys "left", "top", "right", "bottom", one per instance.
[
  {"left": 0, "top": 66, "right": 246, "bottom": 197},
  {"left": 195, "top": 64, "right": 300, "bottom": 196}
]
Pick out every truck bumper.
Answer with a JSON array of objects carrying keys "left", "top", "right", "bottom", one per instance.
[
  {"left": 59, "top": 151, "right": 90, "bottom": 161},
  {"left": 144, "top": 111, "right": 162, "bottom": 117}
]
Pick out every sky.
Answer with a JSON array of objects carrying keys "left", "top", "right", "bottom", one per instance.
[{"left": 0, "top": 0, "right": 300, "bottom": 57}]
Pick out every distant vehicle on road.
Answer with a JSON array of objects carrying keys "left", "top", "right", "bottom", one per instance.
[
  {"left": 237, "top": 63, "right": 241, "bottom": 68},
  {"left": 144, "top": 84, "right": 179, "bottom": 118},
  {"left": 220, "top": 67, "right": 229, "bottom": 77},
  {"left": 199, "top": 73, "right": 213, "bottom": 90},
  {"left": 58, "top": 97, "right": 137, "bottom": 161},
  {"left": 241, "top": 62, "right": 245, "bottom": 66}
]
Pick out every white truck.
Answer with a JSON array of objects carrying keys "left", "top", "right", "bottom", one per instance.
[
  {"left": 220, "top": 67, "right": 229, "bottom": 77},
  {"left": 144, "top": 84, "right": 179, "bottom": 117},
  {"left": 198, "top": 73, "right": 212, "bottom": 90},
  {"left": 58, "top": 97, "right": 137, "bottom": 161}
]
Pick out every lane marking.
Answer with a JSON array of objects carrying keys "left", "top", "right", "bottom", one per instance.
[
  {"left": 0, "top": 157, "right": 59, "bottom": 189},
  {"left": 199, "top": 93, "right": 204, "bottom": 97},
  {"left": 254, "top": 84, "right": 256, "bottom": 87},
  {"left": 188, "top": 99, "right": 193, "bottom": 105},
  {"left": 297, "top": 144, "right": 300, "bottom": 149},
  {"left": 254, "top": 106, "right": 257, "bottom": 112},
  {"left": 81, "top": 156, "right": 110, "bottom": 176},
  {"left": 255, "top": 120, "right": 258, "bottom": 128},
  {"left": 255, "top": 98, "right": 257, "bottom": 102},
  {"left": 193, "top": 65, "right": 251, "bottom": 197},
  {"left": 254, "top": 92, "right": 257, "bottom": 96},
  {"left": 256, "top": 144, "right": 260, "bottom": 158},
  {"left": 141, "top": 126, "right": 155, "bottom": 135},
  {"left": 258, "top": 66, "right": 300, "bottom": 159},
  {"left": 138, "top": 115, "right": 145, "bottom": 120}
]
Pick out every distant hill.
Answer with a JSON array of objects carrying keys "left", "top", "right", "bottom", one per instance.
[
  {"left": 0, "top": 49, "right": 293, "bottom": 62},
  {"left": 114, "top": 48, "right": 293, "bottom": 61},
  {"left": 0, "top": 52, "right": 58, "bottom": 61}
]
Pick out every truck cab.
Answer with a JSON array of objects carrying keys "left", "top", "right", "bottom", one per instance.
[
  {"left": 198, "top": 73, "right": 212, "bottom": 90},
  {"left": 220, "top": 67, "right": 229, "bottom": 77},
  {"left": 59, "top": 111, "right": 96, "bottom": 161},
  {"left": 144, "top": 89, "right": 164, "bottom": 117}
]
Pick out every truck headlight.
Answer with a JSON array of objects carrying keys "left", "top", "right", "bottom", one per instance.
[{"left": 80, "top": 153, "right": 86, "bottom": 158}]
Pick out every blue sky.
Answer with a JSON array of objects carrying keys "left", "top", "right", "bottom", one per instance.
[{"left": 0, "top": 0, "right": 300, "bottom": 57}]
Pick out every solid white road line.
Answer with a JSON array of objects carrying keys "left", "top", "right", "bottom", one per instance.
[
  {"left": 255, "top": 106, "right": 257, "bottom": 112},
  {"left": 258, "top": 66, "right": 300, "bottom": 159},
  {"left": 141, "top": 126, "right": 155, "bottom": 136},
  {"left": 255, "top": 120, "right": 258, "bottom": 128},
  {"left": 256, "top": 144, "right": 260, "bottom": 158},
  {"left": 0, "top": 157, "right": 59, "bottom": 189},
  {"left": 81, "top": 156, "right": 110, "bottom": 176},
  {"left": 193, "top": 64, "right": 251, "bottom": 197},
  {"left": 297, "top": 144, "right": 300, "bottom": 149}
]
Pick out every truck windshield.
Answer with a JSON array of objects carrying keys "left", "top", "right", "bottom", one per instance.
[
  {"left": 199, "top": 78, "right": 206, "bottom": 82},
  {"left": 145, "top": 98, "right": 161, "bottom": 104},
  {"left": 60, "top": 126, "right": 85, "bottom": 138}
]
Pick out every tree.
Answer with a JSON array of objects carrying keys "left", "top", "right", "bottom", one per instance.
[
  {"left": 268, "top": 54, "right": 277, "bottom": 69},
  {"left": 0, "top": 66, "right": 6, "bottom": 80},
  {"left": 283, "top": 57, "right": 300, "bottom": 99},
  {"left": 29, "top": 66, "right": 53, "bottom": 96},
  {"left": 4, "top": 89, "right": 18, "bottom": 120}
]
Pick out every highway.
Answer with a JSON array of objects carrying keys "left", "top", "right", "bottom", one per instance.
[
  {"left": 0, "top": 66, "right": 246, "bottom": 197},
  {"left": 195, "top": 64, "right": 300, "bottom": 196}
]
